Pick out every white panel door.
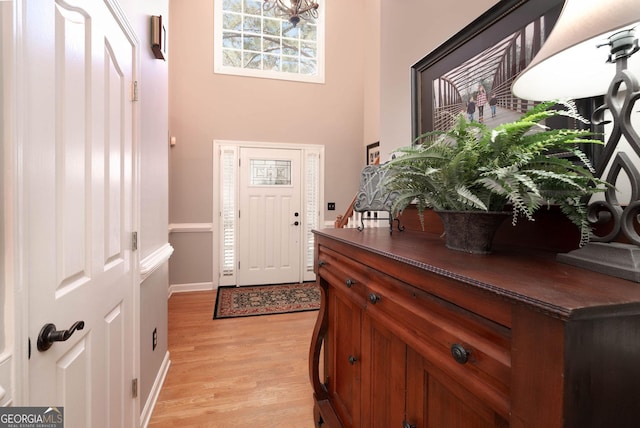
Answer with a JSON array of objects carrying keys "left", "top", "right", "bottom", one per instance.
[
  {"left": 20, "top": 1, "right": 136, "bottom": 427},
  {"left": 238, "top": 148, "right": 302, "bottom": 285}
]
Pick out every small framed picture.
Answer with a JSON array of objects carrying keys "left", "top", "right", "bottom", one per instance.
[{"left": 366, "top": 141, "right": 380, "bottom": 165}]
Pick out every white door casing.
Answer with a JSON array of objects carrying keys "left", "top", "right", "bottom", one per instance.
[
  {"left": 215, "top": 141, "right": 323, "bottom": 287},
  {"left": 237, "top": 147, "right": 302, "bottom": 285},
  {"left": 16, "top": 1, "right": 138, "bottom": 427}
]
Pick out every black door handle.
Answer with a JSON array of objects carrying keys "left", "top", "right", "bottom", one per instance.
[{"left": 37, "top": 321, "right": 85, "bottom": 352}]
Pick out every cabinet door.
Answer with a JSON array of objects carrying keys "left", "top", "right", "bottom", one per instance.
[
  {"left": 405, "top": 347, "right": 508, "bottom": 428},
  {"left": 327, "top": 287, "right": 362, "bottom": 428},
  {"left": 360, "top": 312, "right": 406, "bottom": 428}
]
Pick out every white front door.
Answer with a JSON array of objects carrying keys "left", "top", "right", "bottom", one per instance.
[
  {"left": 19, "top": 1, "right": 137, "bottom": 427},
  {"left": 238, "top": 147, "right": 302, "bottom": 285}
]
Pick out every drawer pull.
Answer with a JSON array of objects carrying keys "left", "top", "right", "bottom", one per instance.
[
  {"left": 451, "top": 343, "right": 470, "bottom": 364},
  {"left": 403, "top": 421, "right": 416, "bottom": 428},
  {"left": 369, "top": 293, "right": 381, "bottom": 304},
  {"left": 345, "top": 278, "right": 356, "bottom": 288},
  {"left": 348, "top": 355, "right": 358, "bottom": 365},
  {"left": 318, "top": 260, "right": 326, "bottom": 267}
]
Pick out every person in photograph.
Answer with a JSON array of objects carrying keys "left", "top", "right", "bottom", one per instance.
[
  {"left": 489, "top": 92, "right": 497, "bottom": 118},
  {"left": 466, "top": 97, "right": 476, "bottom": 122},
  {"left": 476, "top": 84, "right": 487, "bottom": 122}
]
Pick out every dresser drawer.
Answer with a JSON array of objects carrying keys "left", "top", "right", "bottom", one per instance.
[
  {"left": 317, "top": 245, "right": 371, "bottom": 306},
  {"left": 363, "top": 270, "right": 511, "bottom": 419}
]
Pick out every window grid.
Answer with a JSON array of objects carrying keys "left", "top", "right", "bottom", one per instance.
[{"left": 216, "top": 0, "right": 323, "bottom": 83}]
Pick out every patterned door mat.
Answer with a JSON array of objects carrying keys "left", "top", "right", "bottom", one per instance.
[{"left": 213, "top": 282, "right": 320, "bottom": 319}]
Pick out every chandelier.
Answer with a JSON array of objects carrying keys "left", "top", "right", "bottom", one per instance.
[{"left": 263, "top": 0, "right": 319, "bottom": 27}]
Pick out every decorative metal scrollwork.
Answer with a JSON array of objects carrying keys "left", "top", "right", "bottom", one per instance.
[
  {"left": 353, "top": 164, "right": 404, "bottom": 233},
  {"left": 589, "top": 62, "right": 640, "bottom": 245}
]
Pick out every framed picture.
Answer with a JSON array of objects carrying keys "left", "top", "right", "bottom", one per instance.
[
  {"left": 366, "top": 141, "right": 380, "bottom": 165},
  {"left": 412, "top": 0, "right": 565, "bottom": 137},
  {"left": 412, "top": 0, "right": 601, "bottom": 145},
  {"left": 411, "top": 0, "right": 604, "bottom": 162}
]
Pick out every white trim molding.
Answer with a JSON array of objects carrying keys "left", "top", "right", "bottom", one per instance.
[
  {"left": 139, "top": 351, "right": 171, "bottom": 428},
  {"left": 139, "top": 243, "right": 174, "bottom": 282},
  {"left": 0, "top": 352, "right": 12, "bottom": 406},
  {"left": 168, "top": 223, "right": 213, "bottom": 233}
]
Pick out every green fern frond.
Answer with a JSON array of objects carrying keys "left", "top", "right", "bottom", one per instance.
[
  {"left": 380, "top": 101, "right": 607, "bottom": 244},
  {"left": 455, "top": 186, "right": 488, "bottom": 211}
]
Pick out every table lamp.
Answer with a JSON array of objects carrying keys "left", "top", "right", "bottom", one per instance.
[{"left": 512, "top": 0, "right": 640, "bottom": 281}]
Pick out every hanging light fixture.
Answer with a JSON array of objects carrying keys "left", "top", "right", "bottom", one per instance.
[{"left": 263, "top": 0, "right": 319, "bottom": 27}]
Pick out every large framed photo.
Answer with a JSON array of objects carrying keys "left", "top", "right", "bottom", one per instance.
[{"left": 411, "top": 0, "right": 603, "bottom": 160}]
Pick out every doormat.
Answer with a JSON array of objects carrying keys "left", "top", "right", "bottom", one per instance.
[{"left": 213, "top": 282, "right": 320, "bottom": 319}]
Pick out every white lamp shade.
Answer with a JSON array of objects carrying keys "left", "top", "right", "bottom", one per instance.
[{"left": 512, "top": 0, "right": 640, "bottom": 101}]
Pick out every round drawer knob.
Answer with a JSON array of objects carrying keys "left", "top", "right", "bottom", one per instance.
[
  {"left": 348, "top": 355, "right": 358, "bottom": 365},
  {"left": 345, "top": 278, "right": 356, "bottom": 288},
  {"left": 369, "top": 293, "right": 381, "bottom": 304},
  {"left": 450, "top": 343, "right": 470, "bottom": 364}
]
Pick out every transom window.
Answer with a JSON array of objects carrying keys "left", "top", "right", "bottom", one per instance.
[{"left": 214, "top": 0, "right": 325, "bottom": 83}]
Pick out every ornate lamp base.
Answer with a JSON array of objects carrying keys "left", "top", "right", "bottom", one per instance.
[{"left": 557, "top": 242, "right": 640, "bottom": 283}]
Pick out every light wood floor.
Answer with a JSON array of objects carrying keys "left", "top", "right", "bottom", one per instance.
[{"left": 148, "top": 290, "right": 317, "bottom": 427}]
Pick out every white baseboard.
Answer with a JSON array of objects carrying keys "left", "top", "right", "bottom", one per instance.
[
  {"left": 168, "top": 282, "right": 215, "bottom": 298},
  {"left": 139, "top": 351, "right": 171, "bottom": 428}
]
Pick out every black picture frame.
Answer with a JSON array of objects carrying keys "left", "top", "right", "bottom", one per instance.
[
  {"left": 411, "top": 0, "right": 605, "bottom": 163},
  {"left": 366, "top": 141, "right": 380, "bottom": 165},
  {"left": 412, "top": 0, "right": 564, "bottom": 137},
  {"left": 411, "top": 0, "right": 602, "bottom": 153}
]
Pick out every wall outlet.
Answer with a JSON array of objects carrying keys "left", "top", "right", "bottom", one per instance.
[
  {"left": 328, "top": 202, "right": 336, "bottom": 210},
  {"left": 152, "top": 328, "right": 157, "bottom": 351}
]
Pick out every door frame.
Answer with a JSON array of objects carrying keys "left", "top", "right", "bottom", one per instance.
[
  {"left": 212, "top": 140, "right": 324, "bottom": 287},
  {"left": 6, "top": 1, "right": 141, "bottom": 422}
]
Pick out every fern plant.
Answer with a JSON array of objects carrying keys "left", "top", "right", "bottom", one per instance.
[{"left": 381, "top": 101, "right": 609, "bottom": 246}]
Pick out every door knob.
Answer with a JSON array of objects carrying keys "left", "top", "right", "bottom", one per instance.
[{"left": 37, "top": 321, "right": 85, "bottom": 352}]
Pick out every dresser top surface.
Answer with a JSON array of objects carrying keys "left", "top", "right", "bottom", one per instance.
[{"left": 314, "top": 228, "right": 640, "bottom": 318}]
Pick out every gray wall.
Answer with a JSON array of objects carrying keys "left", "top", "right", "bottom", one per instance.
[
  {"left": 379, "top": 0, "right": 499, "bottom": 157},
  {"left": 168, "top": 0, "right": 377, "bottom": 288},
  {"left": 119, "top": 0, "right": 171, "bottom": 413},
  {"left": 139, "top": 265, "right": 169, "bottom": 408}
]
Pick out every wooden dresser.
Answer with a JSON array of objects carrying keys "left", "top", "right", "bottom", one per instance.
[{"left": 309, "top": 228, "right": 640, "bottom": 428}]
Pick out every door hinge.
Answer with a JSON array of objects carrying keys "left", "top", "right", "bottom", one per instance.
[
  {"left": 132, "top": 232, "right": 138, "bottom": 251},
  {"left": 131, "top": 81, "right": 139, "bottom": 102},
  {"left": 132, "top": 378, "right": 138, "bottom": 398}
]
